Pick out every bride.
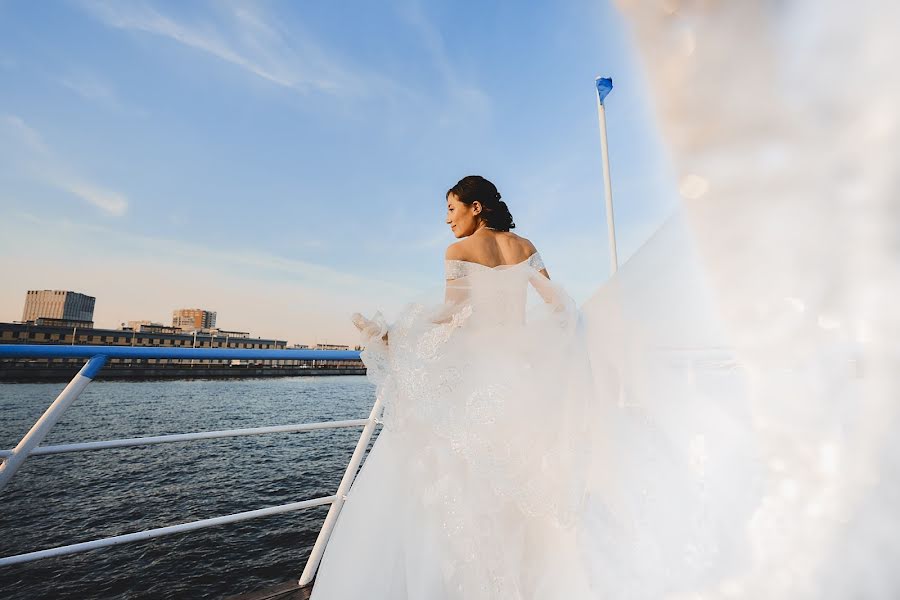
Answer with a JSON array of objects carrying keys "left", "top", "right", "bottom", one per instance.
[{"left": 310, "top": 175, "right": 599, "bottom": 598}]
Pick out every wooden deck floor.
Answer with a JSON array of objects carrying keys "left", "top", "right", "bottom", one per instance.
[{"left": 226, "top": 580, "right": 314, "bottom": 600}]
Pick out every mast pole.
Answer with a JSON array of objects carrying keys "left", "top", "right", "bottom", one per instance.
[{"left": 595, "top": 76, "right": 618, "bottom": 274}]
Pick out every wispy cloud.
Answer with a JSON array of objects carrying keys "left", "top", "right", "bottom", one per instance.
[
  {"left": 2, "top": 207, "right": 413, "bottom": 296},
  {"left": 1, "top": 115, "right": 129, "bottom": 216},
  {"left": 3, "top": 115, "right": 49, "bottom": 154},
  {"left": 60, "top": 181, "right": 128, "bottom": 216},
  {"left": 0, "top": 208, "right": 418, "bottom": 343},
  {"left": 396, "top": 0, "right": 490, "bottom": 119},
  {"left": 59, "top": 71, "right": 146, "bottom": 116},
  {"left": 76, "top": 0, "right": 488, "bottom": 136},
  {"left": 77, "top": 0, "right": 365, "bottom": 96}
]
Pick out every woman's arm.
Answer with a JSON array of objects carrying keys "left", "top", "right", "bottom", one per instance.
[
  {"left": 443, "top": 243, "right": 471, "bottom": 307},
  {"left": 352, "top": 313, "right": 388, "bottom": 343},
  {"left": 530, "top": 268, "right": 558, "bottom": 304}
]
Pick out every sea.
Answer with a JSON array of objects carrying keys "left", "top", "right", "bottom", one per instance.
[{"left": 0, "top": 376, "right": 377, "bottom": 600}]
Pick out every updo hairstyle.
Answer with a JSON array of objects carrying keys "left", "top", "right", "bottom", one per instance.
[{"left": 446, "top": 175, "right": 515, "bottom": 232}]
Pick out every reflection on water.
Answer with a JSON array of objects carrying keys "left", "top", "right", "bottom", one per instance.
[{"left": 0, "top": 376, "right": 377, "bottom": 600}]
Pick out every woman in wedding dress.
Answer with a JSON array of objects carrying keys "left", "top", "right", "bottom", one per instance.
[{"left": 310, "top": 175, "right": 599, "bottom": 599}]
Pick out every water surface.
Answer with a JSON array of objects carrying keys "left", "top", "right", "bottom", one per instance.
[{"left": 0, "top": 376, "right": 376, "bottom": 599}]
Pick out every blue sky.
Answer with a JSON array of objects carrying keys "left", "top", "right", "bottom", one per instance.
[{"left": 0, "top": 0, "right": 676, "bottom": 345}]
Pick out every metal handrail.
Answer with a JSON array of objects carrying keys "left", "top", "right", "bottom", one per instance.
[
  {"left": 0, "top": 496, "right": 338, "bottom": 567},
  {"left": 0, "top": 343, "right": 380, "bottom": 585},
  {"left": 0, "top": 419, "right": 371, "bottom": 458}
]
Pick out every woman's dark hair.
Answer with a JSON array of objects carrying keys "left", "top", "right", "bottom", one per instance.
[{"left": 447, "top": 175, "right": 515, "bottom": 232}]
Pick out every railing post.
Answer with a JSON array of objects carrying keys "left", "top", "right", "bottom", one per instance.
[
  {"left": 299, "top": 389, "right": 385, "bottom": 586},
  {"left": 0, "top": 354, "right": 107, "bottom": 494}
]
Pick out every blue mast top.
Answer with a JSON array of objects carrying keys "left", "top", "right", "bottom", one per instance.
[{"left": 595, "top": 77, "right": 613, "bottom": 104}]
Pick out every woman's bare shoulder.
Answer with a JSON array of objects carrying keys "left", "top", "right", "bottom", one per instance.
[
  {"left": 445, "top": 232, "right": 537, "bottom": 263},
  {"left": 508, "top": 232, "right": 538, "bottom": 255},
  {"left": 444, "top": 240, "right": 469, "bottom": 260}
]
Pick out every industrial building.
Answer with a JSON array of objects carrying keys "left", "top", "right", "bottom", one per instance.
[
  {"left": 172, "top": 308, "right": 217, "bottom": 332},
  {"left": 21, "top": 290, "right": 95, "bottom": 326}
]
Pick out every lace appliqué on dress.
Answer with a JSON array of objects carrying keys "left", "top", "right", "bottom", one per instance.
[
  {"left": 445, "top": 252, "right": 544, "bottom": 280},
  {"left": 527, "top": 252, "right": 545, "bottom": 271},
  {"left": 416, "top": 305, "right": 473, "bottom": 359},
  {"left": 444, "top": 259, "right": 469, "bottom": 280}
]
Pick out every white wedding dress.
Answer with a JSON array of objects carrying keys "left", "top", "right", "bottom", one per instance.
[{"left": 312, "top": 252, "right": 600, "bottom": 598}]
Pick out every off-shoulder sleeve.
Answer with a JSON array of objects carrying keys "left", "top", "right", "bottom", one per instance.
[
  {"left": 445, "top": 259, "right": 468, "bottom": 280},
  {"left": 527, "top": 252, "right": 545, "bottom": 271}
]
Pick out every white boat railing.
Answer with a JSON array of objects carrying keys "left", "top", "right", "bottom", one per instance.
[
  {"left": 0, "top": 419, "right": 371, "bottom": 458},
  {"left": 0, "top": 344, "right": 380, "bottom": 587}
]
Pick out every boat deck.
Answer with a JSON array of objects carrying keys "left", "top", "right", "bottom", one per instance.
[{"left": 227, "top": 580, "right": 314, "bottom": 600}]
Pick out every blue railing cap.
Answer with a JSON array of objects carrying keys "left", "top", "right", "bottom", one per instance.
[{"left": 0, "top": 344, "right": 361, "bottom": 361}]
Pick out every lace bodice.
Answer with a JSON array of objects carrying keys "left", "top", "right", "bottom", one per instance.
[
  {"left": 440, "top": 252, "right": 546, "bottom": 330},
  {"left": 444, "top": 251, "right": 545, "bottom": 280}
]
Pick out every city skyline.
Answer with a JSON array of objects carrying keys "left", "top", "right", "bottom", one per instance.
[
  {"left": 0, "top": 1, "right": 677, "bottom": 345},
  {"left": 10, "top": 288, "right": 349, "bottom": 346}
]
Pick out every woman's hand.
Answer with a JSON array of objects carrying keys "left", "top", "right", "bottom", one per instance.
[{"left": 352, "top": 312, "right": 389, "bottom": 343}]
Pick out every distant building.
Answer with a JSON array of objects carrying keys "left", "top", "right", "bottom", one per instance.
[
  {"left": 141, "top": 324, "right": 183, "bottom": 335},
  {"left": 202, "top": 328, "right": 250, "bottom": 339},
  {"left": 315, "top": 343, "right": 350, "bottom": 351},
  {"left": 0, "top": 322, "right": 363, "bottom": 375},
  {"left": 22, "top": 290, "right": 95, "bottom": 326},
  {"left": 32, "top": 317, "right": 94, "bottom": 329},
  {"left": 172, "top": 308, "right": 216, "bottom": 332},
  {"left": 0, "top": 321, "right": 288, "bottom": 366},
  {"left": 120, "top": 320, "right": 167, "bottom": 333}
]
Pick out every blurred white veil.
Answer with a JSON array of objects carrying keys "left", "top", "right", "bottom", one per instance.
[{"left": 577, "top": 1, "right": 900, "bottom": 597}]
